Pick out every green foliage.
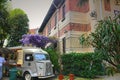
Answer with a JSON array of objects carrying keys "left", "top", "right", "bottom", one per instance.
[
  {"left": 90, "top": 15, "right": 120, "bottom": 70},
  {"left": 0, "top": 1, "right": 27, "bottom": 47},
  {"left": 17, "top": 69, "right": 22, "bottom": 77},
  {"left": 79, "top": 34, "right": 85, "bottom": 47},
  {"left": 79, "top": 34, "right": 91, "bottom": 47},
  {"left": 0, "top": 0, "right": 10, "bottom": 47},
  {"left": 61, "top": 53, "right": 105, "bottom": 78},
  {"left": 105, "top": 66, "right": 117, "bottom": 76},
  {"left": 9, "top": 8, "right": 25, "bottom": 18},
  {"left": 7, "top": 8, "right": 29, "bottom": 47},
  {"left": 45, "top": 48, "right": 60, "bottom": 73},
  {"left": 0, "top": 0, "right": 7, "bottom": 9}
]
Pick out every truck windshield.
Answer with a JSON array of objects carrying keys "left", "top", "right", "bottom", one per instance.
[{"left": 34, "top": 53, "right": 50, "bottom": 61}]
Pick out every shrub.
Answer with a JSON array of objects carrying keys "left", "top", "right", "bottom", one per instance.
[
  {"left": 61, "top": 52, "right": 106, "bottom": 78},
  {"left": 90, "top": 15, "right": 120, "bottom": 70},
  {"left": 45, "top": 48, "right": 60, "bottom": 74}
]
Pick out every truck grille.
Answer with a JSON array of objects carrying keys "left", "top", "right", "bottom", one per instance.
[{"left": 45, "top": 62, "right": 53, "bottom": 76}]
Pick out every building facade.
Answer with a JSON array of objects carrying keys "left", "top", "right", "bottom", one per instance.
[
  {"left": 29, "top": 28, "right": 39, "bottom": 34},
  {"left": 39, "top": 0, "right": 120, "bottom": 54}
]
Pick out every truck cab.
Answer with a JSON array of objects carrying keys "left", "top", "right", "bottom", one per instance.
[{"left": 8, "top": 46, "right": 54, "bottom": 80}]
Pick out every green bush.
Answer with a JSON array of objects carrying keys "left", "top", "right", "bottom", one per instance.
[
  {"left": 45, "top": 48, "right": 60, "bottom": 73},
  {"left": 61, "top": 52, "right": 106, "bottom": 78}
]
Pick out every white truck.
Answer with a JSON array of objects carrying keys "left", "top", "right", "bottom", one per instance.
[{"left": 8, "top": 46, "right": 54, "bottom": 80}]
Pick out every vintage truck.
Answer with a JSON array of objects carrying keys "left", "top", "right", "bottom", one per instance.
[{"left": 8, "top": 46, "right": 54, "bottom": 80}]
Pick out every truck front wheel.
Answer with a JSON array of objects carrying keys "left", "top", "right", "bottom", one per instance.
[{"left": 23, "top": 72, "right": 34, "bottom": 80}]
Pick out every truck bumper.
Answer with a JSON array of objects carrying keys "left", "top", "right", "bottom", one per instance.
[{"left": 38, "top": 74, "right": 54, "bottom": 79}]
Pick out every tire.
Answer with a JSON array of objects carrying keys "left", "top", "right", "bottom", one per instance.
[{"left": 23, "top": 72, "right": 34, "bottom": 80}]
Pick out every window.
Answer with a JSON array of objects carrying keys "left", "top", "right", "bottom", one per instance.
[
  {"left": 34, "top": 53, "right": 50, "bottom": 61},
  {"left": 54, "top": 13, "right": 57, "bottom": 29},
  {"left": 62, "top": 37, "right": 66, "bottom": 53},
  {"left": 48, "top": 22, "right": 51, "bottom": 34},
  {"left": 25, "top": 54, "right": 33, "bottom": 61},
  {"left": 104, "top": 0, "right": 111, "bottom": 11},
  {"left": 115, "top": 0, "right": 120, "bottom": 5},
  {"left": 62, "top": 5, "right": 65, "bottom": 21}
]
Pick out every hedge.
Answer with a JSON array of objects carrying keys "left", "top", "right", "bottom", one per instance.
[{"left": 61, "top": 52, "right": 106, "bottom": 78}]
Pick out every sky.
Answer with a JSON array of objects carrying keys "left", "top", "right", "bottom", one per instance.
[{"left": 11, "top": 0, "right": 53, "bottom": 29}]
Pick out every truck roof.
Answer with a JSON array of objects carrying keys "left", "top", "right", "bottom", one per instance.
[{"left": 7, "top": 46, "right": 48, "bottom": 54}]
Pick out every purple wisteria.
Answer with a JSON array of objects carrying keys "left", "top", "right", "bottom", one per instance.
[{"left": 20, "top": 34, "right": 51, "bottom": 48}]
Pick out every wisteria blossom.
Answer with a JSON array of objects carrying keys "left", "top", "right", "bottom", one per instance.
[{"left": 20, "top": 34, "right": 51, "bottom": 48}]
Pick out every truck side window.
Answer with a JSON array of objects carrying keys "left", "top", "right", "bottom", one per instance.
[{"left": 25, "top": 54, "right": 33, "bottom": 61}]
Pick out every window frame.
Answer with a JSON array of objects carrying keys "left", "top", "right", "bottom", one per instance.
[
  {"left": 62, "top": 4, "right": 65, "bottom": 22},
  {"left": 25, "top": 53, "right": 33, "bottom": 61},
  {"left": 48, "top": 22, "right": 51, "bottom": 34},
  {"left": 54, "top": 13, "right": 57, "bottom": 29}
]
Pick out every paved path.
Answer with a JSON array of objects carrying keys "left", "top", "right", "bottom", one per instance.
[{"left": 102, "top": 73, "right": 120, "bottom": 80}]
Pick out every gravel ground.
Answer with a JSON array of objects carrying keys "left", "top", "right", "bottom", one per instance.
[
  {"left": 103, "top": 73, "right": 120, "bottom": 80},
  {"left": 2, "top": 73, "right": 120, "bottom": 80}
]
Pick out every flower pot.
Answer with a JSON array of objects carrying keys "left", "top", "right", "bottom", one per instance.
[
  {"left": 69, "top": 74, "right": 74, "bottom": 80},
  {"left": 58, "top": 74, "right": 64, "bottom": 80}
]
